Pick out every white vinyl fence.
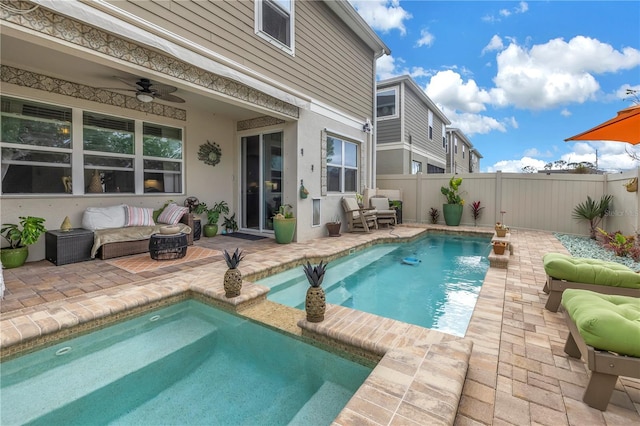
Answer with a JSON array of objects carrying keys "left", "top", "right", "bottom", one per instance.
[{"left": 376, "top": 169, "right": 640, "bottom": 236}]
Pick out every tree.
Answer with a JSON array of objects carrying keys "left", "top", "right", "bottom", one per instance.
[{"left": 521, "top": 165, "right": 537, "bottom": 173}]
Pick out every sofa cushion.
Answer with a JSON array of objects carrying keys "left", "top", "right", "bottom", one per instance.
[
  {"left": 562, "top": 289, "right": 640, "bottom": 357},
  {"left": 124, "top": 206, "right": 155, "bottom": 227},
  {"left": 82, "top": 205, "right": 126, "bottom": 230},
  {"left": 543, "top": 253, "right": 640, "bottom": 288},
  {"left": 157, "top": 203, "right": 188, "bottom": 225}
]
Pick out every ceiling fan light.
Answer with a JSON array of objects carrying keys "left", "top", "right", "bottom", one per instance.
[{"left": 136, "top": 93, "right": 154, "bottom": 103}]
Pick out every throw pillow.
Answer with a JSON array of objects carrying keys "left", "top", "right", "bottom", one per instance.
[
  {"left": 124, "top": 206, "right": 155, "bottom": 227},
  {"left": 81, "top": 205, "right": 127, "bottom": 230},
  {"left": 157, "top": 203, "right": 188, "bottom": 225}
]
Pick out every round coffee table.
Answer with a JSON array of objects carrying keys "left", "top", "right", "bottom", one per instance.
[{"left": 149, "top": 233, "right": 188, "bottom": 260}]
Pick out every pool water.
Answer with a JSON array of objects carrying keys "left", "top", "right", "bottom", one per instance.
[
  {"left": 1, "top": 300, "right": 371, "bottom": 426},
  {"left": 261, "top": 234, "right": 491, "bottom": 336}
]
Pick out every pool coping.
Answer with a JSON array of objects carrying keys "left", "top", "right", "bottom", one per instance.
[{"left": 0, "top": 226, "right": 484, "bottom": 425}]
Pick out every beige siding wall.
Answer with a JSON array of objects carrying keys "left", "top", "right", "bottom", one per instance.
[
  {"left": 403, "top": 87, "right": 446, "bottom": 164},
  {"left": 105, "top": 0, "right": 375, "bottom": 118},
  {"left": 376, "top": 171, "right": 640, "bottom": 236}
]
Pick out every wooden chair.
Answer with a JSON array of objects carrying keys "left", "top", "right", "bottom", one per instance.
[
  {"left": 341, "top": 197, "right": 377, "bottom": 232},
  {"left": 369, "top": 196, "right": 397, "bottom": 227}
]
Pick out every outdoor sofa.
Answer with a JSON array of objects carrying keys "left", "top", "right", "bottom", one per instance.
[
  {"left": 82, "top": 204, "right": 193, "bottom": 260},
  {"left": 542, "top": 253, "right": 640, "bottom": 312}
]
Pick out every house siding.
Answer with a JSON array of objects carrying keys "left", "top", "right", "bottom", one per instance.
[
  {"left": 105, "top": 0, "right": 375, "bottom": 119},
  {"left": 376, "top": 118, "right": 401, "bottom": 143},
  {"left": 402, "top": 85, "right": 446, "bottom": 170}
]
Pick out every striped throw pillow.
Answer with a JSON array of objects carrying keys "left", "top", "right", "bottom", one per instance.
[
  {"left": 157, "top": 203, "right": 188, "bottom": 225},
  {"left": 124, "top": 206, "right": 155, "bottom": 227}
]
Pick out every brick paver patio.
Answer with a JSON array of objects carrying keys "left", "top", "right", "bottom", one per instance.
[{"left": 1, "top": 225, "right": 638, "bottom": 425}]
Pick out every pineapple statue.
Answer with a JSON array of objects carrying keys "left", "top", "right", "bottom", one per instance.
[
  {"left": 222, "top": 248, "right": 245, "bottom": 298},
  {"left": 303, "top": 260, "right": 328, "bottom": 322}
]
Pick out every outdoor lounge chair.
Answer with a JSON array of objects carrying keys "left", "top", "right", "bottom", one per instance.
[
  {"left": 561, "top": 289, "right": 640, "bottom": 410},
  {"left": 369, "top": 196, "right": 397, "bottom": 227},
  {"left": 542, "top": 253, "right": 640, "bottom": 312},
  {"left": 341, "top": 197, "right": 377, "bottom": 232}
]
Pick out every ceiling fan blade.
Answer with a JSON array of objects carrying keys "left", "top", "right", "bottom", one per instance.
[
  {"left": 155, "top": 93, "right": 186, "bottom": 103},
  {"left": 99, "top": 87, "right": 136, "bottom": 93},
  {"left": 149, "top": 82, "right": 178, "bottom": 95},
  {"left": 113, "top": 76, "right": 137, "bottom": 88}
]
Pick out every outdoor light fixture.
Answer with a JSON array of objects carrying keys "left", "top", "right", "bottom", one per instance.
[
  {"left": 136, "top": 92, "right": 154, "bottom": 103},
  {"left": 362, "top": 119, "right": 372, "bottom": 133}
]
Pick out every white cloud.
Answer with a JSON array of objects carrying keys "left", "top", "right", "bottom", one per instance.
[
  {"left": 376, "top": 55, "right": 434, "bottom": 81},
  {"left": 482, "top": 35, "right": 504, "bottom": 55},
  {"left": 516, "top": 1, "right": 529, "bottom": 13},
  {"left": 416, "top": 29, "right": 435, "bottom": 47},
  {"left": 439, "top": 107, "right": 515, "bottom": 136},
  {"left": 425, "top": 70, "right": 491, "bottom": 113},
  {"left": 484, "top": 1, "right": 528, "bottom": 23},
  {"left": 523, "top": 148, "right": 553, "bottom": 158},
  {"left": 561, "top": 109, "right": 572, "bottom": 117},
  {"left": 350, "top": 0, "right": 412, "bottom": 35},
  {"left": 486, "top": 157, "right": 546, "bottom": 173},
  {"left": 489, "top": 36, "right": 640, "bottom": 109}
]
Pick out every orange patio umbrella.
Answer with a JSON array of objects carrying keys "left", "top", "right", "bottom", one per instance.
[{"left": 565, "top": 104, "right": 640, "bottom": 144}]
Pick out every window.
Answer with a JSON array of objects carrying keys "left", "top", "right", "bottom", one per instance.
[
  {"left": 411, "top": 160, "right": 422, "bottom": 174},
  {"left": 1, "top": 97, "right": 72, "bottom": 194},
  {"left": 454, "top": 137, "right": 458, "bottom": 154},
  {"left": 427, "top": 164, "right": 444, "bottom": 174},
  {"left": 462, "top": 145, "right": 465, "bottom": 159},
  {"left": 1, "top": 96, "right": 183, "bottom": 195},
  {"left": 312, "top": 198, "right": 320, "bottom": 226},
  {"left": 326, "top": 135, "right": 358, "bottom": 192},
  {"left": 428, "top": 110, "right": 433, "bottom": 140},
  {"left": 442, "top": 124, "right": 446, "bottom": 149},
  {"left": 256, "top": 0, "right": 294, "bottom": 54},
  {"left": 376, "top": 88, "right": 398, "bottom": 119}
]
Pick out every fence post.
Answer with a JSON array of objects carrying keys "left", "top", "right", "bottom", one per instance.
[
  {"left": 415, "top": 173, "right": 423, "bottom": 223},
  {"left": 495, "top": 171, "right": 502, "bottom": 224}
]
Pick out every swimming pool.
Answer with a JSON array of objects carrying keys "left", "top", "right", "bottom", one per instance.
[
  {"left": 260, "top": 234, "right": 491, "bottom": 336},
  {"left": 1, "top": 300, "right": 371, "bottom": 425}
]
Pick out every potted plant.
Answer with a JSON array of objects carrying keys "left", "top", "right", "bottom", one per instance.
[
  {"left": 492, "top": 241, "right": 508, "bottom": 255},
  {"left": 325, "top": 215, "right": 341, "bottom": 237},
  {"left": 1, "top": 216, "right": 47, "bottom": 269},
  {"left": 495, "top": 223, "right": 509, "bottom": 238},
  {"left": 303, "top": 260, "right": 328, "bottom": 322},
  {"left": 273, "top": 204, "right": 295, "bottom": 244},
  {"left": 441, "top": 176, "right": 464, "bottom": 226},
  {"left": 222, "top": 213, "right": 238, "bottom": 234},
  {"left": 194, "top": 201, "right": 229, "bottom": 237},
  {"left": 222, "top": 248, "right": 244, "bottom": 298}
]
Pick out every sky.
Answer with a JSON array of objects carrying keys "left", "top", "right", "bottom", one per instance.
[{"left": 349, "top": 0, "right": 640, "bottom": 173}]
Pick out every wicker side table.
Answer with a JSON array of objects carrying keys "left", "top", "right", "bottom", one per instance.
[
  {"left": 149, "top": 233, "right": 188, "bottom": 260},
  {"left": 45, "top": 228, "right": 94, "bottom": 266}
]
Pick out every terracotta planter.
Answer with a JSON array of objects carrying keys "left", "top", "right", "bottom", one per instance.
[
  {"left": 495, "top": 228, "right": 508, "bottom": 238},
  {"left": 326, "top": 222, "right": 341, "bottom": 237}
]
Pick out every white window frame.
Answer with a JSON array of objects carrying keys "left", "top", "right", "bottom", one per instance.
[
  {"left": 326, "top": 134, "right": 359, "bottom": 193},
  {"left": 0, "top": 95, "right": 184, "bottom": 196},
  {"left": 455, "top": 136, "right": 458, "bottom": 154},
  {"left": 428, "top": 110, "right": 433, "bottom": 140},
  {"left": 462, "top": 144, "right": 465, "bottom": 159},
  {"left": 376, "top": 87, "right": 399, "bottom": 120},
  {"left": 411, "top": 160, "right": 422, "bottom": 175},
  {"left": 442, "top": 124, "right": 446, "bottom": 150},
  {"left": 255, "top": 0, "right": 295, "bottom": 56}
]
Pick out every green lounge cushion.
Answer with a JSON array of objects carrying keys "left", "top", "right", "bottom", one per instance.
[
  {"left": 543, "top": 253, "right": 640, "bottom": 289},
  {"left": 562, "top": 289, "right": 640, "bottom": 357}
]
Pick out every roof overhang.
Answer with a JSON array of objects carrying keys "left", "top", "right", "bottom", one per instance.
[{"left": 377, "top": 75, "right": 451, "bottom": 125}]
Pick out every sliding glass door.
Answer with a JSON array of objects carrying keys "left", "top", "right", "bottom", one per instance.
[{"left": 241, "top": 132, "right": 283, "bottom": 232}]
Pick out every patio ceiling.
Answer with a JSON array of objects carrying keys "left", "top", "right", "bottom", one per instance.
[{"left": 1, "top": 33, "right": 266, "bottom": 121}]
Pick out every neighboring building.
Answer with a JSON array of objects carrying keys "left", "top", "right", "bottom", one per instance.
[
  {"left": 375, "top": 76, "right": 451, "bottom": 175},
  {"left": 445, "top": 128, "right": 481, "bottom": 174},
  {"left": 0, "top": 0, "right": 389, "bottom": 259}
]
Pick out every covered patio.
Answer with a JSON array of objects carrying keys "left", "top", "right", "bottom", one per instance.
[{"left": 2, "top": 225, "right": 638, "bottom": 425}]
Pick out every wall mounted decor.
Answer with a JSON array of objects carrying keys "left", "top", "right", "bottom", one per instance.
[{"left": 198, "top": 141, "right": 222, "bottom": 167}]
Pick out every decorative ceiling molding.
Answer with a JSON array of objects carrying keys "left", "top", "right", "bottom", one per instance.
[
  {"left": 1, "top": 65, "right": 187, "bottom": 121},
  {"left": 237, "top": 116, "right": 286, "bottom": 131},
  {"left": 1, "top": 1, "right": 299, "bottom": 119}
]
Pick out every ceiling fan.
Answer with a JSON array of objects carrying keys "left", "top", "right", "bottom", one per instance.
[{"left": 103, "top": 77, "right": 186, "bottom": 103}]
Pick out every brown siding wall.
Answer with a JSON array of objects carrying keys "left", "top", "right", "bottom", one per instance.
[{"left": 103, "top": 0, "right": 375, "bottom": 118}]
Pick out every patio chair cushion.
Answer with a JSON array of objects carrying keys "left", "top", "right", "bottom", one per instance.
[
  {"left": 561, "top": 289, "right": 640, "bottom": 357},
  {"left": 543, "top": 253, "right": 640, "bottom": 288},
  {"left": 370, "top": 197, "right": 393, "bottom": 213},
  {"left": 81, "top": 204, "right": 127, "bottom": 230}
]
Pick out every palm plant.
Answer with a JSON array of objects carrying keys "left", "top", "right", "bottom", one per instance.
[{"left": 572, "top": 195, "right": 613, "bottom": 239}]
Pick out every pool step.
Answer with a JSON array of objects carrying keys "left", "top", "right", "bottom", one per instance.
[
  {"left": 1, "top": 317, "right": 217, "bottom": 425},
  {"left": 267, "top": 245, "right": 397, "bottom": 307},
  {"left": 288, "top": 381, "right": 354, "bottom": 425}
]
